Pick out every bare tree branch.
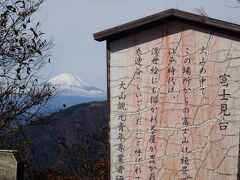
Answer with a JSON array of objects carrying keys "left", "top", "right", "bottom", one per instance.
[
  {"left": 193, "top": 7, "right": 208, "bottom": 17},
  {"left": 0, "top": 0, "right": 54, "bottom": 136}
]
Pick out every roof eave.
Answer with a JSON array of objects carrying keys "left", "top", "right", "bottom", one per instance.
[{"left": 93, "top": 9, "right": 240, "bottom": 42}]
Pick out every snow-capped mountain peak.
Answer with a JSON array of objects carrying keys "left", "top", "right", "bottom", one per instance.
[
  {"left": 48, "top": 73, "right": 88, "bottom": 89},
  {"left": 48, "top": 73, "right": 105, "bottom": 97}
]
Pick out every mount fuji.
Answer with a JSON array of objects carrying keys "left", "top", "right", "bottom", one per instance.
[{"left": 46, "top": 73, "right": 106, "bottom": 110}]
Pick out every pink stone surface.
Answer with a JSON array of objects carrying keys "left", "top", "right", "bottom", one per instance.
[{"left": 110, "top": 21, "right": 240, "bottom": 180}]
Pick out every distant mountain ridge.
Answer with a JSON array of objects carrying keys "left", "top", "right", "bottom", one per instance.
[
  {"left": 6, "top": 101, "right": 108, "bottom": 176},
  {"left": 48, "top": 73, "right": 105, "bottom": 97},
  {"left": 46, "top": 73, "right": 106, "bottom": 110}
]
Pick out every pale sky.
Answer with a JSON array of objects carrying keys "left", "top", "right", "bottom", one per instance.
[{"left": 36, "top": 0, "right": 240, "bottom": 90}]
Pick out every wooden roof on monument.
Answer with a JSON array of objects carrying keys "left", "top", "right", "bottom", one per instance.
[{"left": 93, "top": 8, "right": 240, "bottom": 42}]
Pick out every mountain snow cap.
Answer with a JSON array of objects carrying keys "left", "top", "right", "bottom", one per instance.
[
  {"left": 49, "top": 73, "right": 88, "bottom": 89},
  {"left": 48, "top": 73, "right": 105, "bottom": 97}
]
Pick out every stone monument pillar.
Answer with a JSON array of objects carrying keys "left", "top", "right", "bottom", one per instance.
[
  {"left": 0, "top": 150, "right": 24, "bottom": 180},
  {"left": 94, "top": 9, "right": 240, "bottom": 180}
]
